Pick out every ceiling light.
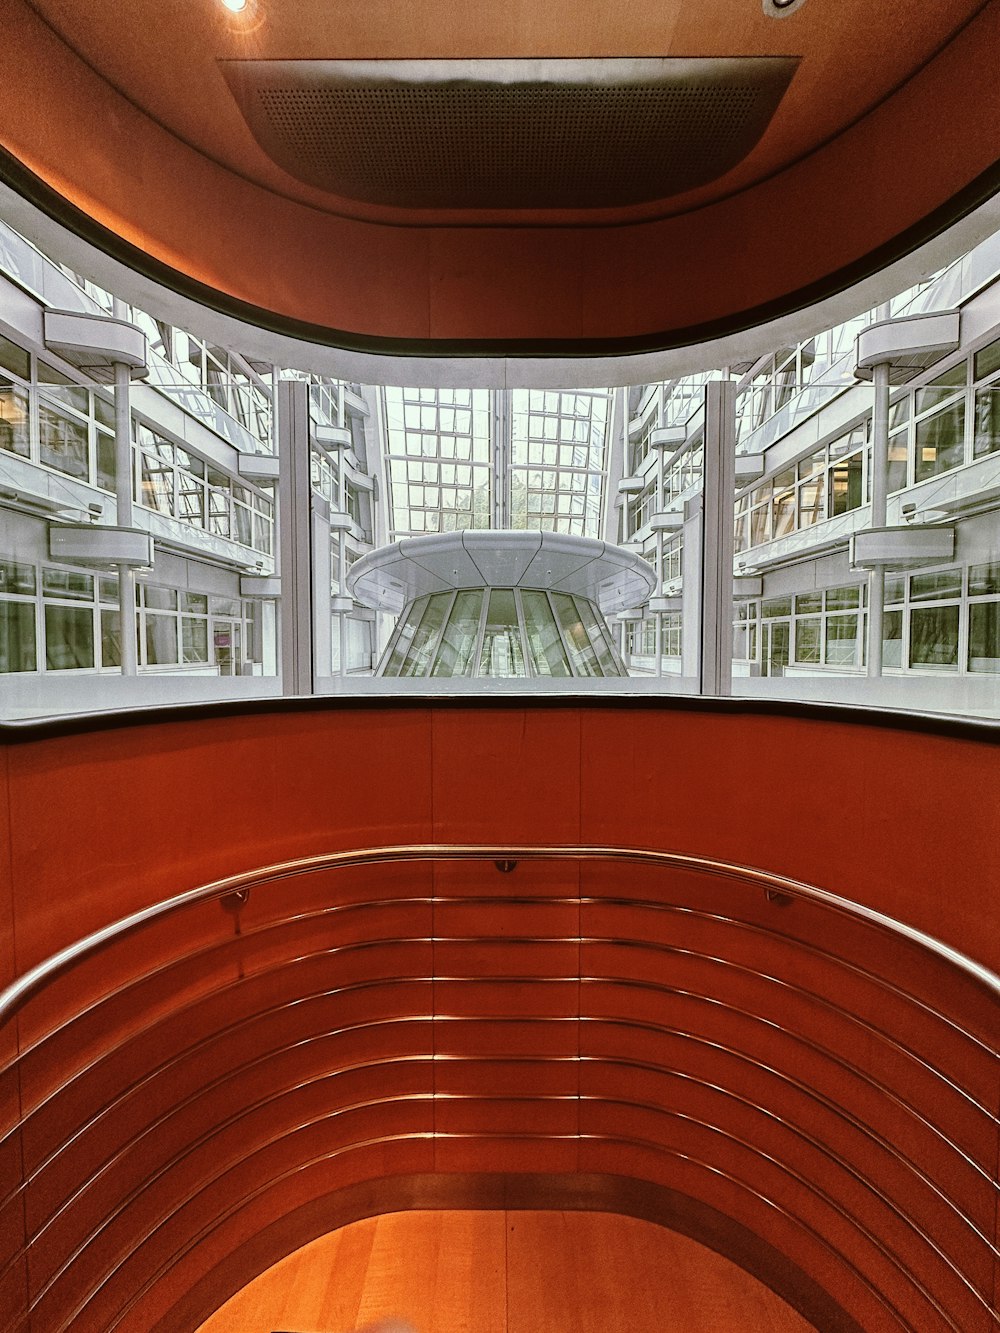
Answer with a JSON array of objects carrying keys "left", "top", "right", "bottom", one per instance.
[{"left": 220, "top": 0, "right": 248, "bottom": 11}]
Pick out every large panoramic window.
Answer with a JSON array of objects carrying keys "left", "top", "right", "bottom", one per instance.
[{"left": 0, "top": 211, "right": 998, "bottom": 719}]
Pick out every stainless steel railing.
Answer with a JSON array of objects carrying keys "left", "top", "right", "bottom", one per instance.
[{"left": 1, "top": 845, "right": 997, "bottom": 1332}]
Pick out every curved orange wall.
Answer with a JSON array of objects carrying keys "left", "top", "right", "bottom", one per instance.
[{"left": 3, "top": 704, "right": 997, "bottom": 972}]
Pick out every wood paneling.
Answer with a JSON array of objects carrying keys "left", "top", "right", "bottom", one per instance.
[
  {"left": 1, "top": 703, "right": 997, "bottom": 1331},
  {"left": 195, "top": 1209, "right": 813, "bottom": 1333}
]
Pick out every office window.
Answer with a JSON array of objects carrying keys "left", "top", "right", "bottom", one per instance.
[
  {"left": 909, "top": 606, "right": 960, "bottom": 667},
  {"left": 0, "top": 378, "right": 29, "bottom": 458},
  {"left": 828, "top": 448, "right": 865, "bottom": 515},
  {"left": 973, "top": 338, "right": 1000, "bottom": 459},
  {"left": 44, "top": 604, "right": 94, "bottom": 670},
  {"left": 38, "top": 401, "right": 89, "bottom": 481},
  {"left": 907, "top": 568, "right": 962, "bottom": 668},
  {"left": 137, "top": 426, "right": 176, "bottom": 513},
  {"left": 914, "top": 401, "right": 966, "bottom": 481},
  {"left": 968, "top": 561, "right": 1000, "bottom": 672},
  {"left": 0, "top": 559, "right": 36, "bottom": 672}
]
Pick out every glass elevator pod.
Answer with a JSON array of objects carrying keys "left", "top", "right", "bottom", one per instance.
[
  {"left": 379, "top": 586, "right": 625, "bottom": 678},
  {"left": 347, "top": 530, "right": 656, "bottom": 680}
]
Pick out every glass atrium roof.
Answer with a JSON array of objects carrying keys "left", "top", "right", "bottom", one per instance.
[{"left": 382, "top": 386, "right": 611, "bottom": 538}]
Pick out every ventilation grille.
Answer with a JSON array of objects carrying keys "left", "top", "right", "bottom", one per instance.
[{"left": 222, "top": 58, "right": 799, "bottom": 210}]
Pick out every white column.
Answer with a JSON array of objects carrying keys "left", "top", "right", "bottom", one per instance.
[
  {"left": 338, "top": 428, "right": 348, "bottom": 676},
  {"left": 114, "top": 359, "right": 138, "bottom": 676},
  {"left": 867, "top": 360, "right": 891, "bottom": 677},
  {"left": 277, "top": 378, "right": 313, "bottom": 695},
  {"left": 654, "top": 525, "right": 664, "bottom": 678},
  {"left": 699, "top": 380, "right": 737, "bottom": 696}
]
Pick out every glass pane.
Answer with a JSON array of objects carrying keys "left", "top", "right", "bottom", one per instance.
[
  {"left": 429, "top": 591, "right": 482, "bottom": 677},
  {"left": 884, "top": 574, "right": 905, "bottom": 605},
  {"left": 573, "top": 595, "right": 622, "bottom": 675},
  {"left": 772, "top": 490, "right": 795, "bottom": 538},
  {"left": 763, "top": 621, "right": 790, "bottom": 676},
  {"left": 234, "top": 504, "right": 253, "bottom": 546},
  {"left": 887, "top": 435, "right": 908, "bottom": 492},
  {"left": 42, "top": 569, "right": 94, "bottom": 600},
  {"left": 973, "top": 387, "right": 1000, "bottom": 458},
  {"left": 144, "top": 586, "right": 178, "bottom": 611},
  {"left": 909, "top": 569, "right": 961, "bottom": 602},
  {"left": 182, "top": 617, "right": 209, "bottom": 663},
  {"left": 178, "top": 476, "right": 205, "bottom": 524},
  {"left": 478, "top": 589, "right": 526, "bottom": 677},
  {"left": 214, "top": 620, "right": 240, "bottom": 675},
  {"left": 0, "top": 601, "right": 36, "bottom": 672},
  {"left": 797, "top": 475, "right": 824, "bottom": 526},
  {"left": 909, "top": 605, "right": 959, "bottom": 667},
  {"left": 914, "top": 402, "right": 965, "bottom": 481},
  {"left": 522, "top": 590, "right": 572, "bottom": 676},
  {"left": 968, "top": 602, "right": 1000, "bottom": 673},
  {"left": 794, "top": 619, "right": 821, "bottom": 663},
  {"left": 968, "top": 562, "right": 1000, "bottom": 598},
  {"left": 253, "top": 510, "right": 272, "bottom": 554},
  {"left": 973, "top": 337, "right": 1000, "bottom": 382},
  {"left": 825, "top": 585, "right": 861, "bottom": 611},
  {"left": 101, "top": 609, "right": 121, "bottom": 668},
  {"left": 39, "top": 403, "right": 89, "bottom": 480},
  {"left": 145, "top": 613, "right": 179, "bottom": 665},
  {"left": 45, "top": 604, "right": 94, "bottom": 669},
  {"left": 140, "top": 451, "right": 174, "bottom": 513},
  {"left": 883, "top": 609, "right": 903, "bottom": 668},
  {"left": 0, "top": 561, "right": 36, "bottom": 595},
  {"left": 829, "top": 453, "right": 864, "bottom": 514},
  {"left": 0, "top": 383, "right": 30, "bottom": 457},
  {"left": 94, "top": 393, "right": 116, "bottom": 431},
  {"left": 550, "top": 592, "right": 604, "bottom": 676},
  {"left": 0, "top": 334, "right": 30, "bottom": 380},
  {"left": 38, "top": 362, "right": 89, "bottom": 416},
  {"left": 825, "top": 614, "right": 860, "bottom": 666},
  {"left": 96, "top": 433, "right": 116, "bottom": 492},
  {"left": 381, "top": 596, "right": 429, "bottom": 677}
]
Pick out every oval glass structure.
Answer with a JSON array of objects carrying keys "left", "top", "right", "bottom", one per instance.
[{"left": 378, "top": 587, "right": 626, "bottom": 677}]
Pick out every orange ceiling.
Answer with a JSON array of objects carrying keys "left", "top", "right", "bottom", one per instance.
[
  {"left": 2, "top": 0, "right": 1000, "bottom": 354},
  {"left": 18, "top": 0, "right": 991, "bottom": 226}
]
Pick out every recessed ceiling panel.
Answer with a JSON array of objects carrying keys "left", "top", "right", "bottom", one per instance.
[{"left": 221, "top": 57, "right": 799, "bottom": 209}]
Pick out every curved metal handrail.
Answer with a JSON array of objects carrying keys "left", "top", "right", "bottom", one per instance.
[{"left": 2, "top": 843, "right": 998, "bottom": 1027}]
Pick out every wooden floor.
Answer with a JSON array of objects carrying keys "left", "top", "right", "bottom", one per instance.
[{"left": 196, "top": 1210, "right": 815, "bottom": 1333}]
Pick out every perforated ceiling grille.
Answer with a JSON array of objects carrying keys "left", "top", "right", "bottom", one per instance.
[{"left": 222, "top": 58, "right": 799, "bottom": 209}]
